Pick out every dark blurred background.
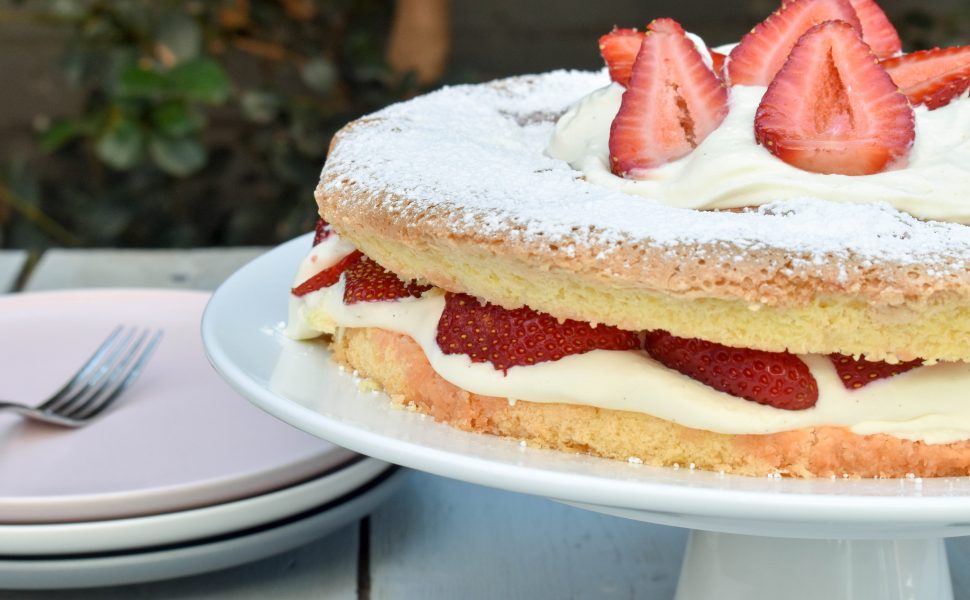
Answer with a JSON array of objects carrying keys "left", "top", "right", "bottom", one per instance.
[{"left": 0, "top": 0, "right": 967, "bottom": 253}]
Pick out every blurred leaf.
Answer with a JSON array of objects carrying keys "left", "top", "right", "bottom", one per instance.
[
  {"left": 155, "top": 12, "right": 202, "bottom": 64},
  {"left": 40, "top": 119, "right": 83, "bottom": 153},
  {"left": 240, "top": 89, "right": 280, "bottom": 123},
  {"left": 149, "top": 135, "right": 206, "bottom": 177},
  {"left": 95, "top": 118, "right": 145, "bottom": 170},
  {"left": 169, "top": 59, "right": 229, "bottom": 103},
  {"left": 151, "top": 102, "right": 204, "bottom": 136},
  {"left": 301, "top": 56, "right": 338, "bottom": 93},
  {"left": 117, "top": 65, "right": 170, "bottom": 99}
]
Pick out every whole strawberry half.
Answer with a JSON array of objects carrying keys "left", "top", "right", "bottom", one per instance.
[
  {"left": 436, "top": 293, "right": 640, "bottom": 373},
  {"left": 643, "top": 330, "right": 818, "bottom": 410},
  {"left": 846, "top": 0, "right": 901, "bottom": 59},
  {"left": 609, "top": 18, "right": 728, "bottom": 176},
  {"left": 291, "top": 250, "right": 363, "bottom": 297},
  {"left": 754, "top": 20, "right": 914, "bottom": 176},
  {"left": 829, "top": 354, "right": 923, "bottom": 389},
  {"left": 343, "top": 256, "right": 431, "bottom": 304},
  {"left": 313, "top": 218, "right": 332, "bottom": 245},
  {"left": 727, "top": 0, "right": 862, "bottom": 86},
  {"left": 599, "top": 28, "right": 644, "bottom": 87},
  {"left": 882, "top": 45, "right": 970, "bottom": 110}
]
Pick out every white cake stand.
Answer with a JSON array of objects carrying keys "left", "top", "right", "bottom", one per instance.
[{"left": 203, "top": 234, "right": 969, "bottom": 600}]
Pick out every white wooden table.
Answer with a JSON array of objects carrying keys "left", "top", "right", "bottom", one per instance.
[{"left": 2, "top": 248, "right": 970, "bottom": 599}]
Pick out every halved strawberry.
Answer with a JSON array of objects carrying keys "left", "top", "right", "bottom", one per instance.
[
  {"left": 829, "top": 354, "right": 922, "bottom": 389},
  {"left": 599, "top": 27, "right": 644, "bottom": 87},
  {"left": 291, "top": 250, "right": 362, "bottom": 297},
  {"left": 710, "top": 49, "right": 727, "bottom": 77},
  {"left": 643, "top": 331, "right": 818, "bottom": 411},
  {"left": 343, "top": 256, "right": 431, "bottom": 304},
  {"left": 436, "top": 293, "right": 640, "bottom": 373},
  {"left": 754, "top": 20, "right": 914, "bottom": 175},
  {"left": 313, "top": 218, "right": 331, "bottom": 245},
  {"left": 727, "top": 0, "right": 861, "bottom": 86},
  {"left": 882, "top": 46, "right": 970, "bottom": 110},
  {"left": 609, "top": 18, "right": 728, "bottom": 176},
  {"left": 846, "top": 0, "right": 901, "bottom": 59}
]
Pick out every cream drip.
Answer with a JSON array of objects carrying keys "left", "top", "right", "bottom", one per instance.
[
  {"left": 288, "top": 235, "right": 970, "bottom": 445},
  {"left": 547, "top": 82, "right": 970, "bottom": 223}
]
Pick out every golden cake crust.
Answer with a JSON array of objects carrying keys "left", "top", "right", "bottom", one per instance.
[
  {"left": 314, "top": 72, "right": 970, "bottom": 362},
  {"left": 332, "top": 326, "right": 970, "bottom": 478}
]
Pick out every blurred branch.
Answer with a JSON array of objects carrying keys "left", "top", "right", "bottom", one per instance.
[{"left": 0, "top": 183, "right": 80, "bottom": 246}]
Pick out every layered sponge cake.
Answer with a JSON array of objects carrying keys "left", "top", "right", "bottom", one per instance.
[{"left": 287, "top": 0, "right": 970, "bottom": 477}]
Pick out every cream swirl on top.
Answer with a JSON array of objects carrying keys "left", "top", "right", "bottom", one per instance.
[{"left": 547, "top": 81, "right": 970, "bottom": 223}]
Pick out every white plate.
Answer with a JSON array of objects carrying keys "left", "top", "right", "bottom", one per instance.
[
  {"left": 0, "top": 468, "right": 405, "bottom": 590},
  {"left": 0, "top": 456, "right": 388, "bottom": 555},
  {"left": 0, "top": 289, "right": 357, "bottom": 523},
  {"left": 203, "top": 235, "right": 970, "bottom": 540}
]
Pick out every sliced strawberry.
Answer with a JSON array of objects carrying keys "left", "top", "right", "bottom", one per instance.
[
  {"left": 710, "top": 49, "right": 727, "bottom": 77},
  {"left": 829, "top": 354, "right": 923, "bottom": 389},
  {"left": 436, "top": 293, "right": 640, "bottom": 373},
  {"left": 599, "top": 27, "right": 644, "bottom": 87},
  {"left": 727, "top": 0, "right": 861, "bottom": 86},
  {"left": 343, "top": 256, "right": 431, "bottom": 304},
  {"left": 755, "top": 21, "right": 914, "bottom": 175},
  {"left": 643, "top": 331, "right": 818, "bottom": 411},
  {"left": 882, "top": 46, "right": 970, "bottom": 109},
  {"left": 846, "top": 0, "right": 901, "bottom": 59},
  {"left": 291, "top": 250, "right": 362, "bottom": 297},
  {"left": 609, "top": 18, "right": 729, "bottom": 176},
  {"left": 313, "top": 218, "right": 331, "bottom": 245}
]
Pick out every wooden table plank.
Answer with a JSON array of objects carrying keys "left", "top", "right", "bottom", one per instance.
[
  {"left": 369, "top": 473, "right": 686, "bottom": 599},
  {"left": 0, "top": 250, "right": 27, "bottom": 293},
  {"left": 24, "top": 248, "right": 267, "bottom": 291}
]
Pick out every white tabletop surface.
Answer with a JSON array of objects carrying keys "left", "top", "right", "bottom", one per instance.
[{"left": 3, "top": 248, "right": 970, "bottom": 599}]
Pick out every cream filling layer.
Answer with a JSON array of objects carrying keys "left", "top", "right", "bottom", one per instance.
[
  {"left": 287, "top": 241, "right": 970, "bottom": 445},
  {"left": 547, "top": 82, "right": 970, "bottom": 223}
]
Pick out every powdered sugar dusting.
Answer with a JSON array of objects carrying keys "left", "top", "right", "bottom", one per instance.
[{"left": 321, "top": 71, "right": 970, "bottom": 272}]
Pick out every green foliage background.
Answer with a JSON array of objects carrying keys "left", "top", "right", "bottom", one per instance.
[{"left": 0, "top": 0, "right": 420, "bottom": 251}]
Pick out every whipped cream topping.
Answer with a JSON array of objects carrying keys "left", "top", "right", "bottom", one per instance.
[
  {"left": 547, "top": 82, "right": 970, "bottom": 223},
  {"left": 288, "top": 237, "right": 970, "bottom": 445}
]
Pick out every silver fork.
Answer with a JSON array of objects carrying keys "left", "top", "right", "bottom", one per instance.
[{"left": 0, "top": 326, "right": 163, "bottom": 427}]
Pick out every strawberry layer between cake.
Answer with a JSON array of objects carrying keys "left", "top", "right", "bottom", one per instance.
[
  {"left": 288, "top": 233, "right": 970, "bottom": 451},
  {"left": 314, "top": 70, "right": 970, "bottom": 363}
]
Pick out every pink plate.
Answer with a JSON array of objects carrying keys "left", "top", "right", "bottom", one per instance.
[{"left": 0, "top": 289, "right": 357, "bottom": 524}]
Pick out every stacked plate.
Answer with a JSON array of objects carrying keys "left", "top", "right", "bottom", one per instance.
[{"left": 0, "top": 289, "right": 403, "bottom": 590}]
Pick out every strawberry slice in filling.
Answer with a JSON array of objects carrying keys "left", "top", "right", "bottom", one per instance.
[
  {"left": 882, "top": 46, "right": 970, "bottom": 110},
  {"left": 754, "top": 20, "right": 914, "bottom": 175},
  {"left": 608, "top": 18, "right": 728, "bottom": 177},
  {"left": 727, "top": 0, "right": 862, "bottom": 86}
]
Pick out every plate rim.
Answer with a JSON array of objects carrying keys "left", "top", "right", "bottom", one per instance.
[
  {"left": 0, "top": 457, "right": 390, "bottom": 555},
  {"left": 202, "top": 234, "right": 970, "bottom": 525}
]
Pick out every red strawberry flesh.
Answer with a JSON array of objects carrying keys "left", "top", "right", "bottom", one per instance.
[
  {"left": 754, "top": 20, "right": 914, "bottom": 175},
  {"left": 643, "top": 331, "right": 818, "bottom": 411},
  {"left": 436, "top": 293, "right": 640, "bottom": 373},
  {"left": 829, "top": 354, "right": 922, "bottom": 389},
  {"left": 727, "top": 0, "right": 862, "bottom": 86},
  {"left": 846, "top": 0, "right": 901, "bottom": 59},
  {"left": 599, "top": 28, "right": 645, "bottom": 87},
  {"left": 609, "top": 18, "right": 728, "bottom": 176},
  {"left": 343, "top": 256, "right": 431, "bottom": 304},
  {"left": 313, "top": 218, "right": 331, "bottom": 246},
  {"left": 291, "top": 250, "right": 362, "bottom": 297},
  {"left": 882, "top": 46, "right": 970, "bottom": 110}
]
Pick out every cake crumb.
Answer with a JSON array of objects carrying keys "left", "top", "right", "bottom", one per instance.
[{"left": 628, "top": 456, "right": 643, "bottom": 464}]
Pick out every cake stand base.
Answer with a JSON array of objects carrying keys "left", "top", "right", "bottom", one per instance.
[{"left": 674, "top": 531, "right": 952, "bottom": 600}]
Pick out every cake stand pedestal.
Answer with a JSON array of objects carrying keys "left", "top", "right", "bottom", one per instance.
[{"left": 674, "top": 533, "right": 951, "bottom": 600}]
